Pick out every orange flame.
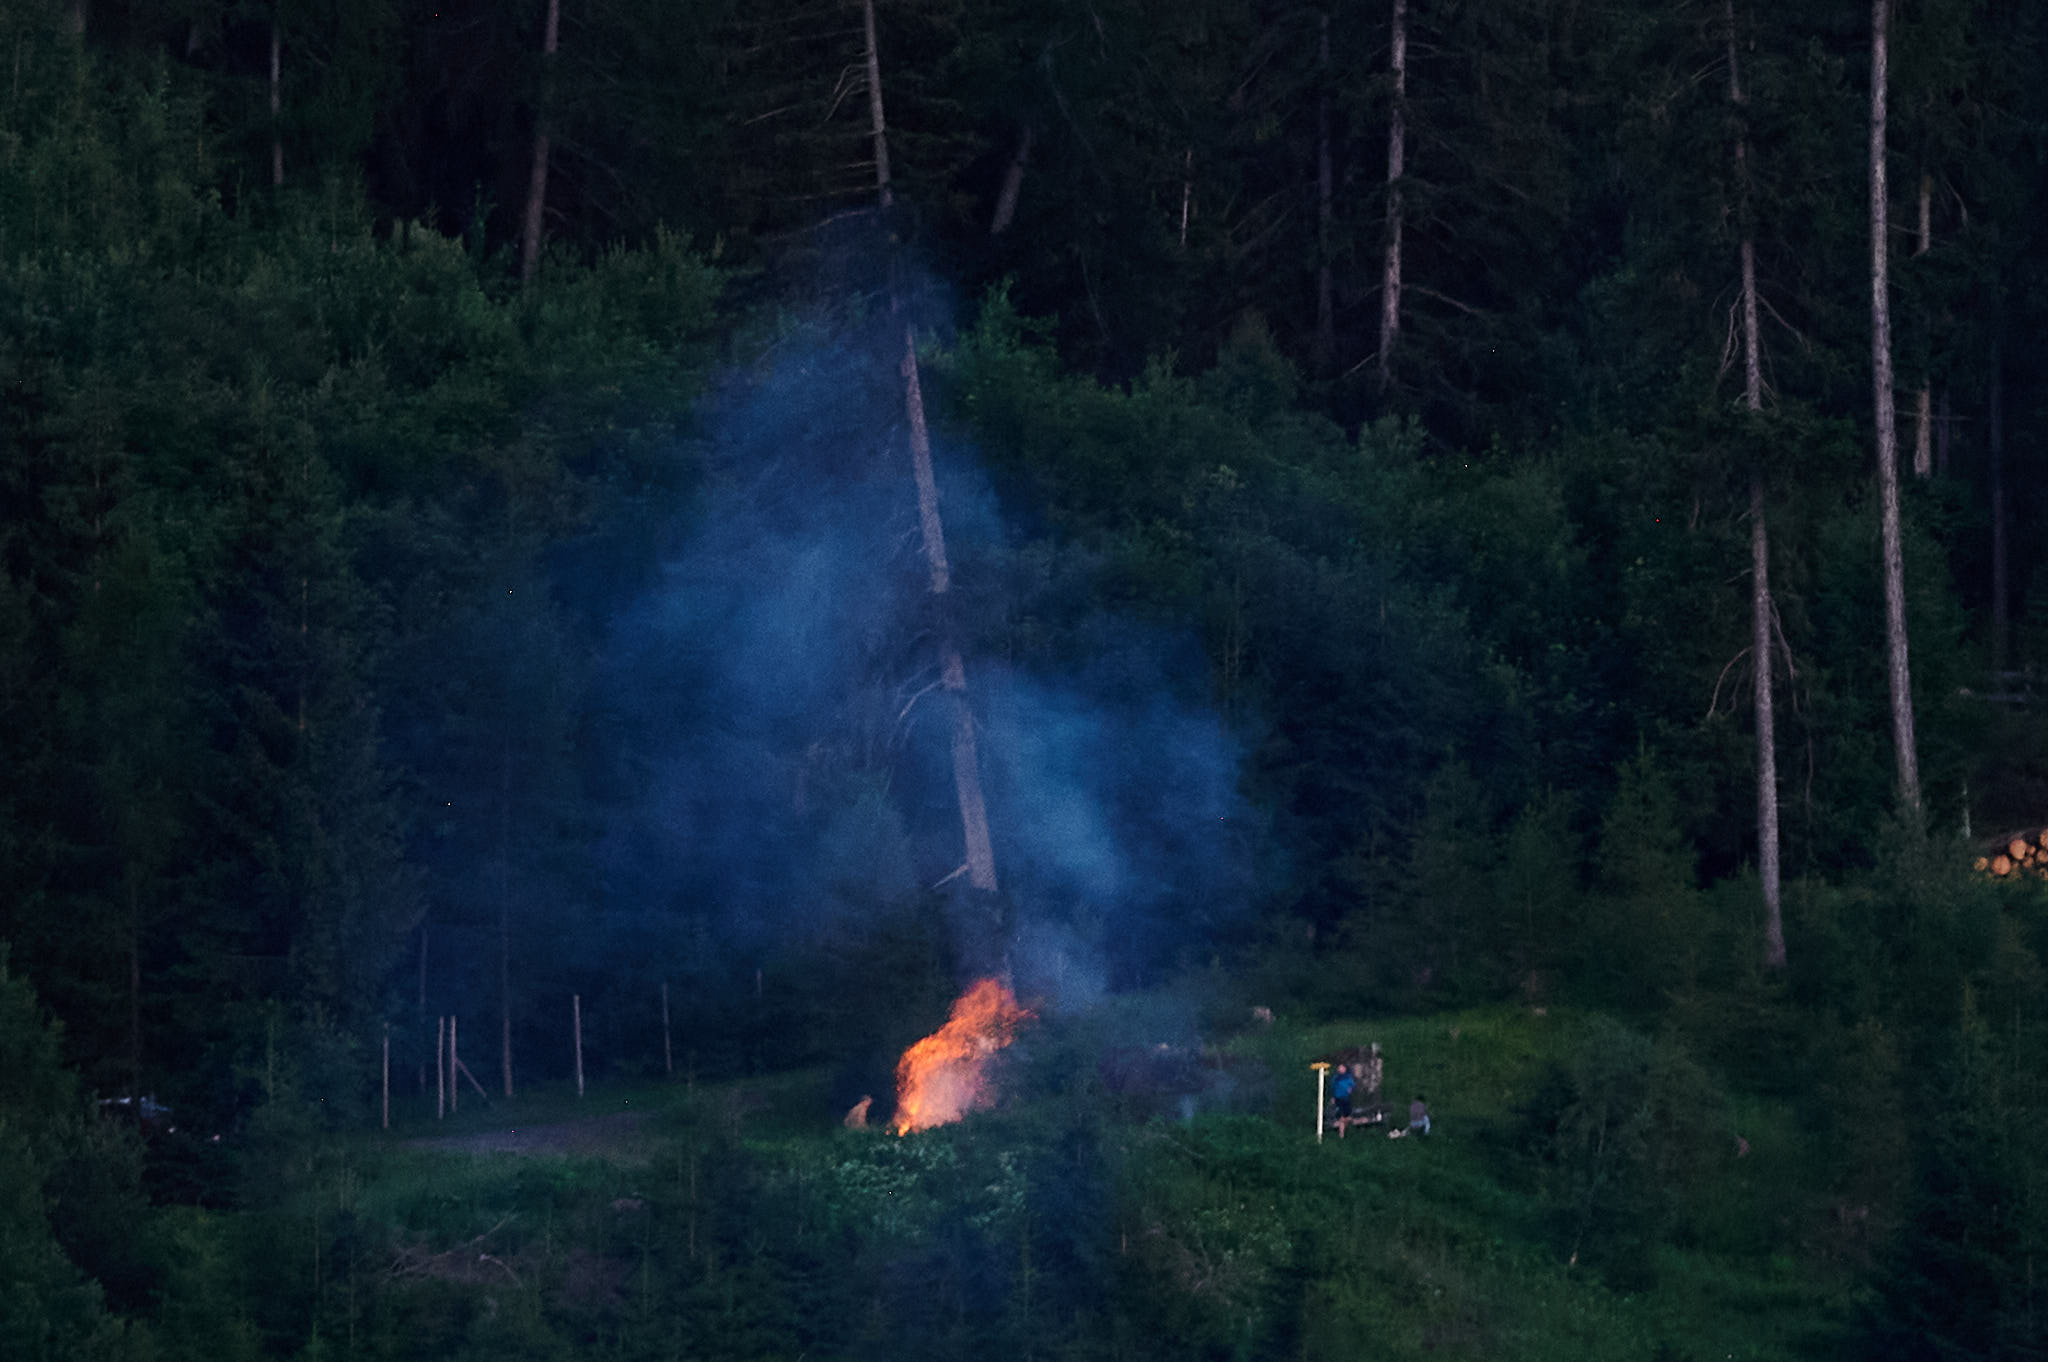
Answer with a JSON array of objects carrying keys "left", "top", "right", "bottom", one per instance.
[{"left": 892, "top": 978, "right": 1035, "bottom": 1135}]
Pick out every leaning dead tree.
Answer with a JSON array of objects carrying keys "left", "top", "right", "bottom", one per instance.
[{"left": 861, "top": 0, "right": 1001, "bottom": 901}]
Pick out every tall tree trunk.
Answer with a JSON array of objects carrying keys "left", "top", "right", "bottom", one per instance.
[
  {"left": 1377, "top": 0, "right": 1407, "bottom": 393},
  {"left": 1729, "top": 0, "right": 1783, "bottom": 969},
  {"left": 1750, "top": 471, "right": 1784, "bottom": 965},
  {"left": 269, "top": 12, "right": 284, "bottom": 188},
  {"left": 519, "top": 0, "right": 562, "bottom": 283},
  {"left": 1911, "top": 172, "right": 1932, "bottom": 477},
  {"left": 1870, "top": 0, "right": 1921, "bottom": 814},
  {"left": 863, "top": 0, "right": 999, "bottom": 904},
  {"left": 1314, "top": 10, "right": 1335, "bottom": 368},
  {"left": 861, "top": 0, "right": 893, "bottom": 210},
  {"left": 990, "top": 126, "right": 1031, "bottom": 235},
  {"left": 1990, "top": 345, "right": 2008, "bottom": 674}
]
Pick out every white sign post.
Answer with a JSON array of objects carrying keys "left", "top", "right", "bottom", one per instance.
[{"left": 1311, "top": 1062, "right": 1330, "bottom": 1143}]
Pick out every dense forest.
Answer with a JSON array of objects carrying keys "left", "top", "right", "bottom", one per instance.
[{"left": 4, "top": 0, "right": 2048, "bottom": 1357}]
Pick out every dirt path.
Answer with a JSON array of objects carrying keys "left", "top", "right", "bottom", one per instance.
[{"left": 403, "top": 1110, "right": 654, "bottom": 1157}]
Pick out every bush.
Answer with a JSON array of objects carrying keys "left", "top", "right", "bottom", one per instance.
[{"left": 1519, "top": 1017, "right": 1725, "bottom": 1287}]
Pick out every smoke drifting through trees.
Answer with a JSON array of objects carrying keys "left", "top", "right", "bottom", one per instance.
[{"left": 588, "top": 298, "right": 1253, "bottom": 1035}]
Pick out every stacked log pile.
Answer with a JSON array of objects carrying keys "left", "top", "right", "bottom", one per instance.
[{"left": 1975, "top": 829, "right": 2048, "bottom": 879}]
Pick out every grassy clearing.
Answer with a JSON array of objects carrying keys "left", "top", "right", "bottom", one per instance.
[
  {"left": 378, "top": 1073, "right": 689, "bottom": 1141},
  {"left": 1192, "top": 1004, "right": 1851, "bottom": 1360},
  {"left": 290, "top": 1004, "right": 1851, "bottom": 1361}
]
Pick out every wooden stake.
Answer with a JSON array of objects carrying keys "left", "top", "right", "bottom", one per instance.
[
  {"left": 661, "top": 982, "right": 673, "bottom": 1078},
  {"left": 572, "top": 994, "right": 585, "bottom": 1098},
  {"left": 435, "top": 1015, "right": 446, "bottom": 1119},
  {"left": 416, "top": 923, "right": 427, "bottom": 1094},
  {"left": 381, "top": 1024, "right": 390, "bottom": 1131},
  {"left": 1312, "top": 1062, "right": 1331, "bottom": 1143}
]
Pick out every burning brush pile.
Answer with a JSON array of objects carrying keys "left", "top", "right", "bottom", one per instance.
[{"left": 892, "top": 979, "right": 1036, "bottom": 1134}]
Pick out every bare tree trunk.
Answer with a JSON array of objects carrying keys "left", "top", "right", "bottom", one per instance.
[
  {"left": 991, "top": 126, "right": 1031, "bottom": 235},
  {"left": 1729, "top": 0, "right": 1783, "bottom": 969},
  {"left": 1911, "top": 173, "right": 1932, "bottom": 478},
  {"left": 1990, "top": 346, "right": 2008, "bottom": 673},
  {"left": 1870, "top": 0, "right": 1921, "bottom": 814},
  {"left": 1314, "top": 10, "right": 1335, "bottom": 368},
  {"left": 67, "top": 0, "right": 87, "bottom": 37},
  {"left": 1751, "top": 471, "right": 1784, "bottom": 965},
  {"left": 1377, "top": 0, "right": 1407, "bottom": 393},
  {"left": 904, "top": 330, "right": 999, "bottom": 894},
  {"left": 864, "top": 0, "right": 999, "bottom": 903},
  {"left": 519, "top": 0, "right": 561, "bottom": 283},
  {"left": 861, "top": 0, "right": 892, "bottom": 210},
  {"left": 269, "top": 13, "right": 284, "bottom": 188}
]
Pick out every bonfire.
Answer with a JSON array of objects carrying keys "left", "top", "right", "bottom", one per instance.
[{"left": 893, "top": 978, "right": 1035, "bottom": 1134}]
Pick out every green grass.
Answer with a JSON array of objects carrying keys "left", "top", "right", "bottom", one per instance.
[
  {"left": 376, "top": 1071, "right": 691, "bottom": 1140},
  {"left": 1189, "top": 1004, "right": 1852, "bottom": 1360}
]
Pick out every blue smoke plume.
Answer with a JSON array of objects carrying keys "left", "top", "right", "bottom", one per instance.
[{"left": 590, "top": 311, "right": 1254, "bottom": 1018}]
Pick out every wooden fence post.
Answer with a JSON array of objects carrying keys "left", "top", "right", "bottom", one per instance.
[
  {"left": 661, "top": 982, "right": 672, "bottom": 1078},
  {"left": 572, "top": 993, "right": 585, "bottom": 1098},
  {"left": 436, "top": 1015, "right": 446, "bottom": 1120}
]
